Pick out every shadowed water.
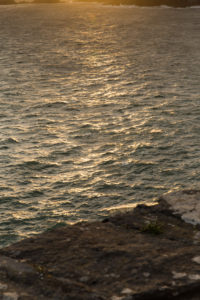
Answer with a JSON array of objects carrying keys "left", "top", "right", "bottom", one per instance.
[{"left": 0, "top": 3, "right": 199, "bottom": 246}]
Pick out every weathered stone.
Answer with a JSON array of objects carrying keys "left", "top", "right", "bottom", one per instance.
[
  {"left": 0, "top": 255, "right": 38, "bottom": 283},
  {"left": 79, "top": 276, "right": 90, "bottom": 283},
  {"left": 121, "top": 288, "right": 134, "bottom": 295},
  {"left": 2, "top": 292, "right": 19, "bottom": 300},
  {"left": 172, "top": 271, "right": 187, "bottom": 279},
  {"left": 192, "top": 256, "right": 200, "bottom": 264},
  {"left": 0, "top": 282, "right": 8, "bottom": 291},
  {"left": 161, "top": 190, "right": 200, "bottom": 225}
]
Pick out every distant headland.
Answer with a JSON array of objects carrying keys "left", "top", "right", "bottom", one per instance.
[
  {"left": 74, "top": 0, "right": 200, "bottom": 7},
  {"left": 0, "top": 0, "right": 16, "bottom": 4},
  {"left": 1, "top": 0, "right": 200, "bottom": 6},
  {"left": 0, "top": 0, "right": 62, "bottom": 4}
]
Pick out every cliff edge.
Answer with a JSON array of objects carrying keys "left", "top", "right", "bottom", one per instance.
[{"left": 0, "top": 190, "right": 200, "bottom": 299}]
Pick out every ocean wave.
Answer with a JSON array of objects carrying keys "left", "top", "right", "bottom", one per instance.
[
  {"left": 0, "top": 137, "right": 19, "bottom": 145},
  {"left": 15, "top": 160, "right": 59, "bottom": 171}
]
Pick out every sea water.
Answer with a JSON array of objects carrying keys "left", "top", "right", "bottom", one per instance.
[{"left": 0, "top": 2, "right": 199, "bottom": 246}]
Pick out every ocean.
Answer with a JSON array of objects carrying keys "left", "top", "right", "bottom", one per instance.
[{"left": 0, "top": 2, "right": 199, "bottom": 247}]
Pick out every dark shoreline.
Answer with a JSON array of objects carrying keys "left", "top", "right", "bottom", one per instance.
[
  {"left": 0, "top": 190, "right": 200, "bottom": 299},
  {"left": 1, "top": 0, "right": 200, "bottom": 6},
  {"left": 0, "top": 0, "right": 16, "bottom": 4},
  {"left": 74, "top": 0, "right": 200, "bottom": 7}
]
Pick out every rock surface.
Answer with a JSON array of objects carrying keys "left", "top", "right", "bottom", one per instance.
[{"left": 0, "top": 190, "right": 200, "bottom": 299}]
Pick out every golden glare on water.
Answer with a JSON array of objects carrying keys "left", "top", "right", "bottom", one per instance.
[{"left": 0, "top": 3, "right": 199, "bottom": 246}]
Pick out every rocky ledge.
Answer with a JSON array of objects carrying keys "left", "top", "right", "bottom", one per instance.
[{"left": 0, "top": 190, "right": 200, "bottom": 300}]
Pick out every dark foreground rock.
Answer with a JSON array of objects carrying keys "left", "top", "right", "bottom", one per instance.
[{"left": 0, "top": 190, "right": 200, "bottom": 299}]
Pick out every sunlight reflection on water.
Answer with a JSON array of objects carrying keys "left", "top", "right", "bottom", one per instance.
[{"left": 0, "top": 3, "right": 199, "bottom": 246}]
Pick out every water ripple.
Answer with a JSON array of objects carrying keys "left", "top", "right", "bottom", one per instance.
[{"left": 0, "top": 3, "right": 199, "bottom": 246}]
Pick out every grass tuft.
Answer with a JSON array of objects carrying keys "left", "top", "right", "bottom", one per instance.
[{"left": 141, "top": 220, "right": 163, "bottom": 235}]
